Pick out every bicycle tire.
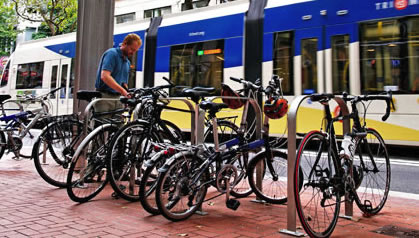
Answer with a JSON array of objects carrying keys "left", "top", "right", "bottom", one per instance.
[
  {"left": 33, "top": 119, "right": 83, "bottom": 187},
  {"left": 66, "top": 124, "right": 117, "bottom": 203},
  {"left": 204, "top": 120, "right": 252, "bottom": 198},
  {"left": 107, "top": 120, "right": 161, "bottom": 202},
  {"left": 247, "top": 149, "right": 290, "bottom": 204},
  {"left": 160, "top": 119, "right": 185, "bottom": 143},
  {"left": 353, "top": 128, "right": 390, "bottom": 215},
  {"left": 294, "top": 131, "right": 340, "bottom": 238},
  {"left": 155, "top": 152, "right": 208, "bottom": 221},
  {"left": 0, "top": 131, "right": 6, "bottom": 160},
  {"left": 139, "top": 154, "right": 166, "bottom": 215}
]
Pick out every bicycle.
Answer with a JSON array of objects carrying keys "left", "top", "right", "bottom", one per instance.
[
  {"left": 154, "top": 75, "right": 293, "bottom": 221},
  {"left": 108, "top": 79, "right": 240, "bottom": 202},
  {"left": 0, "top": 87, "right": 62, "bottom": 160},
  {"left": 294, "top": 92, "right": 393, "bottom": 238}
]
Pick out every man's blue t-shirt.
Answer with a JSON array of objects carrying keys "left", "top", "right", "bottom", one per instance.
[{"left": 95, "top": 47, "right": 130, "bottom": 93}]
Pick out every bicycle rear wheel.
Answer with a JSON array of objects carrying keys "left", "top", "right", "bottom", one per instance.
[
  {"left": 66, "top": 125, "right": 117, "bottom": 203},
  {"left": 294, "top": 131, "right": 340, "bottom": 238},
  {"left": 33, "top": 119, "right": 83, "bottom": 187},
  {"left": 353, "top": 128, "right": 390, "bottom": 215}
]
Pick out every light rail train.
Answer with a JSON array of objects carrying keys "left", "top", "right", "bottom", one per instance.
[{"left": 1, "top": 0, "right": 418, "bottom": 146}]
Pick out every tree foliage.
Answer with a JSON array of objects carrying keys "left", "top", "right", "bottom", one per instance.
[
  {"left": 0, "top": 0, "right": 19, "bottom": 56},
  {"left": 11, "top": 0, "right": 77, "bottom": 37}
]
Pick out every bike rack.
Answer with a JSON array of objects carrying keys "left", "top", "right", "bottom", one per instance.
[{"left": 280, "top": 95, "right": 351, "bottom": 236}]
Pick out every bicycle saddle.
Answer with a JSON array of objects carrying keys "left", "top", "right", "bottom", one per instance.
[
  {"left": 76, "top": 91, "right": 102, "bottom": 102},
  {"left": 192, "top": 86, "right": 215, "bottom": 93},
  {"left": 199, "top": 101, "right": 229, "bottom": 114},
  {"left": 0, "top": 94, "right": 11, "bottom": 103}
]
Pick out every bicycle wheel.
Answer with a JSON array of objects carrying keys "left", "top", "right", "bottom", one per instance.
[
  {"left": 0, "top": 131, "right": 6, "bottom": 160},
  {"left": 67, "top": 125, "right": 117, "bottom": 203},
  {"left": 353, "top": 128, "right": 390, "bottom": 215},
  {"left": 295, "top": 131, "right": 340, "bottom": 238},
  {"left": 204, "top": 120, "right": 252, "bottom": 198},
  {"left": 107, "top": 121, "right": 161, "bottom": 201},
  {"left": 155, "top": 152, "right": 208, "bottom": 221},
  {"left": 139, "top": 153, "right": 167, "bottom": 215},
  {"left": 33, "top": 119, "right": 83, "bottom": 187},
  {"left": 159, "top": 119, "right": 184, "bottom": 143},
  {"left": 247, "top": 149, "right": 289, "bottom": 204}
]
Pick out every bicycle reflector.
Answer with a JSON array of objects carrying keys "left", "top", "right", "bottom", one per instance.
[
  {"left": 264, "top": 96, "right": 288, "bottom": 119},
  {"left": 221, "top": 84, "right": 244, "bottom": 109}
]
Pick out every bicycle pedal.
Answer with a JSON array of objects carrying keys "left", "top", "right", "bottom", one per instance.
[{"left": 226, "top": 199, "right": 240, "bottom": 210}]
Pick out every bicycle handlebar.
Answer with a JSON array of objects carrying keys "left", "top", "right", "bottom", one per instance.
[{"left": 229, "top": 77, "right": 261, "bottom": 92}]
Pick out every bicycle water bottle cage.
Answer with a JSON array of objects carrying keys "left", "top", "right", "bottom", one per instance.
[{"left": 0, "top": 94, "right": 11, "bottom": 103}]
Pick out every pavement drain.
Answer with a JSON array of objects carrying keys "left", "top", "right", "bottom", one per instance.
[{"left": 373, "top": 225, "right": 419, "bottom": 237}]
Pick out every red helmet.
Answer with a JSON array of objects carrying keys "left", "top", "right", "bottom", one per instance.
[
  {"left": 264, "top": 96, "right": 288, "bottom": 119},
  {"left": 221, "top": 84, "right": 244, "bottom": 109}
]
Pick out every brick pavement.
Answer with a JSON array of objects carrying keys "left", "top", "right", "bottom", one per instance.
[{"left": 1, "top": 155, "right": 418, "bottom": 238}]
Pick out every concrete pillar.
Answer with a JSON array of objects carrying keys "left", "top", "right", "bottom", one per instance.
[{"left": 73, "top": 0, "right": 115, "bottom": 114}]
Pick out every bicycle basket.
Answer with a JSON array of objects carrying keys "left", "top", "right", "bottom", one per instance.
[{"left": 221, "top": 84, "right": 244, "bottom": 109}]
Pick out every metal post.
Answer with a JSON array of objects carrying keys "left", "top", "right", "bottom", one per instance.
[
  {"left": 73, "top": 0, "right": 115, "bottom": 114},
  {"left": 143, "top": 17, "right": 162, "bottom": 88},
  {"left": 280, "top": 95, "right": 308, "bottom": 237}
]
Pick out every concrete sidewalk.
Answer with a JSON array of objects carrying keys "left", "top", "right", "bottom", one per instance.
[{"left": 0, "top": 156, "right": 418, "bottom": 238}]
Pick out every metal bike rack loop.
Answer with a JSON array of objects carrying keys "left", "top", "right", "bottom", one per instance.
[{"left": 280, "top": 95, "right": 351, "bottom": 236}]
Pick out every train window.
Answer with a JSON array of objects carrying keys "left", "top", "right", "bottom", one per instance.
[
  {"left": 301, "top": 38, "right": 318, "bottom": 94},
  {"left": 360, "top": 17, "right": 419, "bottom": 94},
  {"left": 0, "top": 60, "right": 10, "bottom": 88},
  {"left": 273, "top": 31, "right": 293, "bottom": 95},
  {"left": 170, "top": 40, "right": 224, "bottom": 95},
  {"left": 407, "top": 18, "right": 419, "bottom": 93},
  {"left": 16, "top": 62, "right": 44, "bottom": 89},
  {"left": 50, "top": 65, "right": 58, "bottom": 99},
  {"left": 331, "top": 35, "right": 350, "bottom": 93},
  {"left": 60, "top": 64, "right": 68, "bottom": 98}
]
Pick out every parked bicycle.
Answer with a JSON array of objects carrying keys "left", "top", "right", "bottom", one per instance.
[
  {"left": 294, "top": 92, "right": 393, "bottom": 238},
  {"left": 0, "top": 88, "right": 62, "bottom": 160}
]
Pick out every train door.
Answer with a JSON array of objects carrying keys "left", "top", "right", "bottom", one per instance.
[
  {"left": 49, "top": 58, "right": 72, "bottom": 115},
  {"left": 325, "top": 23, "right": 360, "bottom": 94},
  {"left": 294, "top": 24, "right": 359, "bottom": 95},
  {"left": 294, "top": 27, "right": 324, "bottom": 95}
]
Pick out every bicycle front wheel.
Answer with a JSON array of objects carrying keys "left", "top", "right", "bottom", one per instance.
[
  {"left": 155, "top": 153, "right": 207, "bottom": 221},
  {"left": 67, "top": 125, "right": 117, "bottom": 203},
  {"left": 107, "top": 121, "right": 161, "bottom": 201},
  {"left": 33, "top": 119, "right": 83, "bottom": 187},
  {"left": 204, "top": 120, "right": 252, "bottom": 198},
  {"left": 295, "top": 131, "right": 340, "bottom": 238},
  {"left": 353, "top": 128, "right": 390, "bottom": 215},
  {"left": 247, "top": 150, "right": 288, "bottom": 204}
]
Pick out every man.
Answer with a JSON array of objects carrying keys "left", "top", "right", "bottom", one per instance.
[{"left": 95, "top": 33, "right": 142, "bottom": 112}]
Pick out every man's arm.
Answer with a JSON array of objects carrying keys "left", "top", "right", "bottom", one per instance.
[{"left": 101, "top": 70, "right": 129, "bottom": 97}]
